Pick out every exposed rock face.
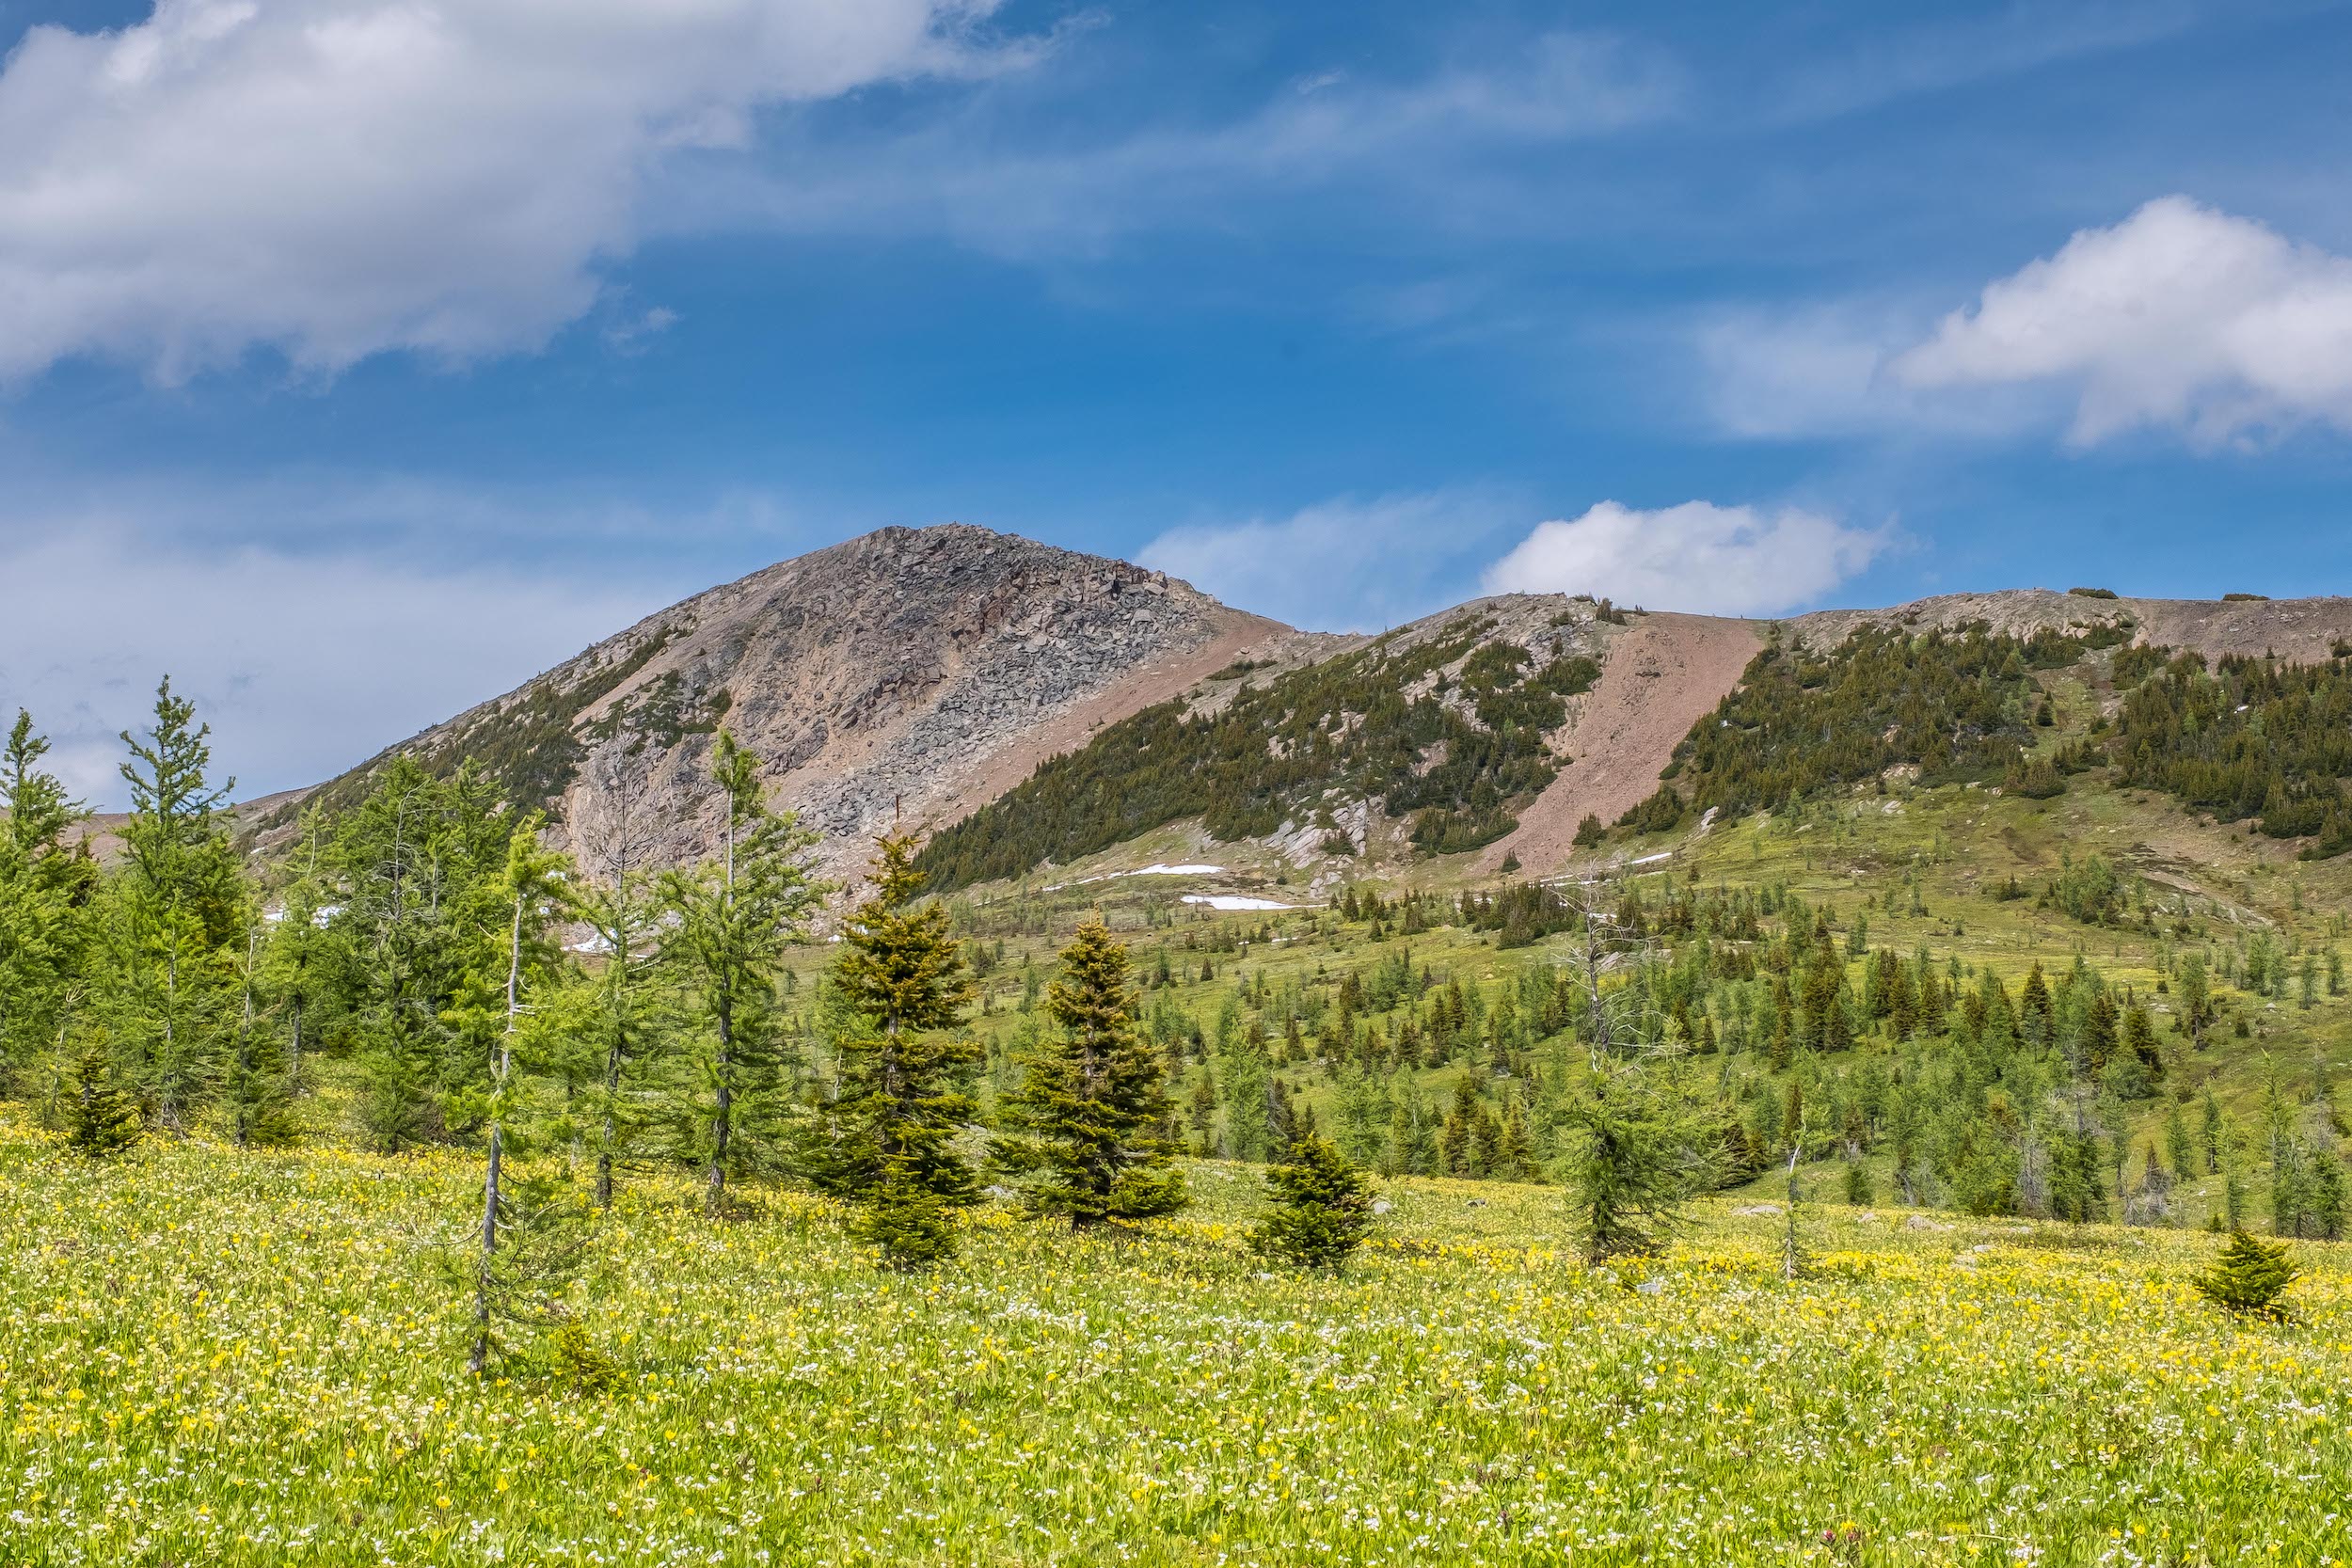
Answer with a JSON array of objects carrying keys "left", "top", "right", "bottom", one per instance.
[
  {"left": 1792, "top": 590, "right": 2352, "bottom": 664},
  {"left": 304, "top": 525, "right": 1293, "bottom": 885}
]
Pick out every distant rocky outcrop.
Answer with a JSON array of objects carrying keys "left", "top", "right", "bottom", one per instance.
[{"left": 1792, "top": 588, "right": 2352, "bottom": 664}]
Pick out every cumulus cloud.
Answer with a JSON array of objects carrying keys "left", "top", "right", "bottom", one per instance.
[
  {"left": 1704, "top": 198, "right": 2352, "bottom": 451},
  {"left": 1482, "top": 500, "right": 1888, "bottom": 616},
  {"left": 0, "top": 527, "right": 675, "bottom": 808},
  {"left": 1138, "top": 491, "right": 1520, "bottom": 631},
  {"left": 1889, "top": 196, "right": 2352, "bottom": 447},
  {"left": 0, "top": 0, "right": 1026, "bottom": 379}
]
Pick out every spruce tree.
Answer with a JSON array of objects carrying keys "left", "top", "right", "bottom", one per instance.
[
  {"left": 995, "top": 916, "right": 1186, "bottom": 1227},
  {"left": 0, "top": 711, "right": 92, "bottom": 1091},
  {"left": 661, "top": 734, "right": 822, "bottom": 1213},
  {"left": 108, "top": 678, "right": 244, "bottom": 1130},
  {"left": 2192, "top": 1230, "right": 2297, "bottom": 1317},
  {"left": 65, "top": 1041, "right": 144, "bottom": 1159},
  {"left": 1251, "top": 1132, "right": 1375, "bottom": 1270},
  {"left": 829, "top": 833, "right": 978, "bottom": 1263}
]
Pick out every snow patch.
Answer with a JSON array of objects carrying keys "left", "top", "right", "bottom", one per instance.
[
  {"left": 1183, "top": 895, "right": 1303, "bottom": 911},
  {"left": 1045, "top": 863, "right": 1226, "bottom": 892}
]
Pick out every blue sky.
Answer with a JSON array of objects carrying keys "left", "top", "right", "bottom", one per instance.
[{"left": 4, "top": 0, "right": 2352, "bottom": 800}]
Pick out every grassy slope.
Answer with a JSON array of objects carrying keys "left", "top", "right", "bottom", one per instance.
[
  {"left": 904, "top": 647, "right": 2352, "bottom": 1223},
  {"left": 5, "top": 1115, "right": 2348, "bottom": 1566}
]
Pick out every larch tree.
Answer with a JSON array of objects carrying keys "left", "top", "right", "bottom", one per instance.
[
  {"left": 830, "top": 832, "right": 978, "bottom": 1266},
  {"left": 994, "top": 915, "right": 1186, "bottom": 1227},
  {"left": 218, "top": 911, "right": 298, "bottom": 1149},
  {"left": 108, "top": 678, "right": 244, "bottom": 1130},
  {"left": 574, "top": 762, "right": 667, "bottom": 1210},
  {"left": 450, "top": 816, "right": 572, "bottom": 1375},
  {"left": 661, "top": 733, "right": 822, "bottom": 1213}
]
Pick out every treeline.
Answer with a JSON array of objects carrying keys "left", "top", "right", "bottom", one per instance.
[
  {"left": 1612, "top": 625, "right": 2352, "bottom": 868},
  {"left": 2112, "top": 646, "right": 2352, "bottom": 857},
  {"left": 1617, "top": 622, "right": 2124, "bottom": 833},
  {"left": 917, "top": 620, "right": 1599, "bottom": 890}
]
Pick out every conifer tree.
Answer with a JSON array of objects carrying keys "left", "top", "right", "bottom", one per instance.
[
  {"left": 2192, "top": 1230, "right": 2297, "bottom": 1316},
  {"left": 661, "top": 734, "right": 822, "bottom": 1213},
  {"left": 1251, "top": 1132, "right": 1375, "bottom": 1269},
  {"left": 0, "top": 711, "right": 93, "bottom": 1091},
  {"left": 332, "top": 759, "right": 511, "bottom": 1150},
  {"left": 829, "top": 833, "right": 979, "bottom": 1263},
  {"left": 65, "top": 1040, "right": 144, "bottom": 1159},
  {"left": 218, "top": 919, "right": 298, "bottom": 1148},
  {"left": 257, "top": 805, "right": 352, "bottom": 1095},
  {"left": 574, "top": 766, "right": 666, "bottom": 1209},
  {"left": 451, "top": 818, "right": 572, "bottom": 1373},
  {"left": 1560, "top": 1059, "right": 1713, "bottom": 1263},
  {"left": 995, "top": 916, "right": 1186, "bottom": 1227},
  {"left": 107, "top": 679, "right": 244, "bottom": 1130}
]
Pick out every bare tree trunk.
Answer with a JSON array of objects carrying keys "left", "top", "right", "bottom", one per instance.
[
  {"left": 1781, "top": 1127, "right": 1805, "bottom": 1282},
  {"left": 473, "top": 891, "right": 525, "bottom": 1375},
  {"left": 232, "top": 927, "right": 258, "bottom": 1148}
]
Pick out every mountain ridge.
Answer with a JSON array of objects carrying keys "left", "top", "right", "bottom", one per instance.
[{"left": 269, "top": 528, "right": 2352, "bottom": 889}]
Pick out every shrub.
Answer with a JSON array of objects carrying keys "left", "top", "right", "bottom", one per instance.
[
  {"left": 548, "top": 1320, "right": 626, "bottom": 1396},
  {"left": 2192, "top": 1230, "right": 2297, "bottom": 1317},
  {"left": 1617, "top": 786, "right": 1686, "bottom": 835},
  {"left": 2067, "top": 587, "right": 2120, "bottom": 599},
  {"left": 1843, "top": 1161, "right": 1872, "bottom": 1206},
  {"left": 854, "top": 1168, "right": 960, "bottom": 1270}
]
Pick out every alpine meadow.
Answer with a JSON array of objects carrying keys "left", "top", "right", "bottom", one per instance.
[{"left": 12, "top": 2, "right": 2352, "bottom": 1562}]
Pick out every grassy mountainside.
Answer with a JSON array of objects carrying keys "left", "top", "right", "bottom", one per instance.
[
  {"left": 914, "top": 617, "right": 2352, "bottom": 1244},
  {"left": 918, "top": 597, "right": 1617, "bottom": 892}
]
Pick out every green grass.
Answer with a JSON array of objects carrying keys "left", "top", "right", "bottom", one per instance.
[{"left": 5, "top": 1115, "right": 2350, "bottom": 1565}]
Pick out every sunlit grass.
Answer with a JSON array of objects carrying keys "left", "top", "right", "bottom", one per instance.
[{"left": 4, "top": 1111, "right": 2348, "bottom": 1564}]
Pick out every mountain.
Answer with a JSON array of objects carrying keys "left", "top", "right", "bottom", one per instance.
[
  {"left": 277, "top": 529, "right": 2352, "bottom": 892},
  {"left": 280, "top": 524, "right": 1300, "bottom": 882}
]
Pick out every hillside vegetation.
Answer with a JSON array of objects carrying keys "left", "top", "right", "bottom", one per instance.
[{"left": 919, "top": 613, "right": 1601, "bottom": 890}]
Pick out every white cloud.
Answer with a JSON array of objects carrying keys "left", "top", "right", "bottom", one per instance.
[
  {"left": 1890, "top": 196, "right": 2352, "bottom": 447},
  {"left": 1706, "top": 198, "right": 2352, "bottom": 451},
  {"left": 674, "top": 31, "right": 1681, "bottom": 257},
  {"left": 1481, "top": 500, "right": 1888, "bottom": 616},
  {"left": 1138, "top": 491, "right": 1520, "bottom": 632},
  {"left": 0, "top": 526, "right": 674, "bottom": 808},
  {"left": 0, "top": 0, "right": 1026, "bottom": 380}
]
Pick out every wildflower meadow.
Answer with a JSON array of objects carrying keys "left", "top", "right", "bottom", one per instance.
[{"left": 3, "top": 1111, "right": 2345, "bottom": 1566}]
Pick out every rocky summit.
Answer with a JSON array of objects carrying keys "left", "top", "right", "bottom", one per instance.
[{"left": 285, "top": 524, "right": 1295, "bottom": 886}]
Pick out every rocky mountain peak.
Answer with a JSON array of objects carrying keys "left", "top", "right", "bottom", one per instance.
[{"left": 293, "top": 524, "right": 1296, "bottom": 886}]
